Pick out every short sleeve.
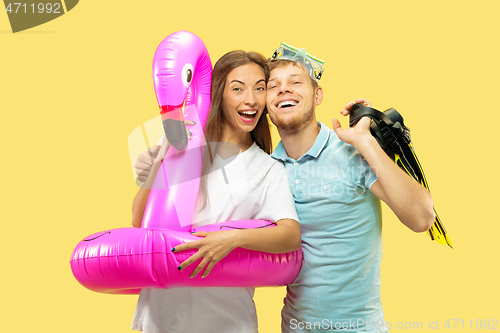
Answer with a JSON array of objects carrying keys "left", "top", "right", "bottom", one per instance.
[
  {"left": 256, "top": 162, "right": 299, "bottom": 223},
  {"left": 158, "top": 134, "right": 165, "bottom": 145},
  {"left": 345, "top": 144, "right": 378, "bottom": 190}
]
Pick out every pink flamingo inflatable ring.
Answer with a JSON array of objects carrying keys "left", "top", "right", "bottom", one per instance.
[{"left": 70, "top": 31, "right": 303, "bottom": 294}]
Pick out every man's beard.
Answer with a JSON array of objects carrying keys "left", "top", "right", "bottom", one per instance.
[{"left": 271, "top": 102, "right": 315, "bottom": 133}]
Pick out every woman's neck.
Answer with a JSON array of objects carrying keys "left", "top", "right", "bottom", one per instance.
[{"left": 220, "top": 123, "right": 254, "bottom": 152}]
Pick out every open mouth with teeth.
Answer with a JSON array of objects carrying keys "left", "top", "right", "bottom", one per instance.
[
  {"left": 238, "top": 110, "right": 258, "bottom": 123},
  {"left": 277, "top": 100, "right": 299, "bottom": 109}
]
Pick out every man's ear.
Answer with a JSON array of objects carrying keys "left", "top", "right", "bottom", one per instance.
[{"left": 314, "top": 86, "right": 324, "bottom": 106}]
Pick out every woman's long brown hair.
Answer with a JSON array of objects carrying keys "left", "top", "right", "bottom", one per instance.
[{"left": 199, "top": 50, "right": 272, "bottom": 209}]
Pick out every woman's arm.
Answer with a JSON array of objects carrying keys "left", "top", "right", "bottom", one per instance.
[
  {"left": 173, "top": 218, "right": 301, "bottom": 278},
  {"left": 131, "top": 140, "right": 170, "bottom": 228},
  {"left": 131, "top": 187, "right": 152, "bottom": 228},
  {"left": 132, "top": 121, "right": 195, "bottom": 227},
  {"left": 236, "top": 218, "right": 301, "bottom": 253}
]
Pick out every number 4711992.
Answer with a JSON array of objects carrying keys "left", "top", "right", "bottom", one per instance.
[
  {"left": 444, "top": 319, "right": 498, "bottom": 329},
  {"left": 5, "top": 3, "right": 62, "bottom": 14}
]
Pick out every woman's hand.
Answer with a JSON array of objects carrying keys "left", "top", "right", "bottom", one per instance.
[
  {"left": 173, "top": 218, "right": 301, "bottom": 278},
  {"left": 174, "top": 230, "right": 240, "bottom": 279},
  {"left": 134, "top": 137, "right": 170, "bottom": 189},
  {"left": 134, "top": 119, "right": 196, "bottom": 183},
  {"left": 134, "top": 144, "right": 162, "bottom": 183}
]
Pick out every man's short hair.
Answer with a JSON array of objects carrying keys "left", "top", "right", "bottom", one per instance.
[{"left": 268, "top": 58, "right": 319, "bottom": 89}]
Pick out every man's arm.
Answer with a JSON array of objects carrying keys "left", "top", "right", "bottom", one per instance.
[
  {"left": 333, "top": 99, "right": 435, "bottom": 232},
  {"left": 354, "top": 131, "right": 434, "bottom": 232}
]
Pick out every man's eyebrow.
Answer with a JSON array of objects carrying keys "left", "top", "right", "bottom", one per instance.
[{"left": 268, "top": 74, "right": 305, "bottom": 82}]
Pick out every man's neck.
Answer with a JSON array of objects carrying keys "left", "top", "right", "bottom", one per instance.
[{"left": 277, "top": 118, "right": 321, "bottom": 160}]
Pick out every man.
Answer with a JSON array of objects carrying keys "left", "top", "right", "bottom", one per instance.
[{"left": 266, "top": 44, "right": 434, "bottom": 332}]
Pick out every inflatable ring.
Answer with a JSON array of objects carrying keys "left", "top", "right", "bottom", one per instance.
[{"left": 70, "top": 31, "right": 303, "bottom": 294}]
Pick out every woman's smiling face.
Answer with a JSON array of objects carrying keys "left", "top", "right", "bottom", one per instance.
[{"left": 221, "top": 63, "right": 267, "bottom": 137}]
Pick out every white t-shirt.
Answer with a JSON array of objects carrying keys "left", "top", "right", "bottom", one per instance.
[{"left": 131, "top": 141, "right": 299, "bottom": 333}]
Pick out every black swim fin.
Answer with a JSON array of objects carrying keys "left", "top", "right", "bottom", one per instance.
[{"left": 349, "top": 104, "right": 453, "bottom": 248}]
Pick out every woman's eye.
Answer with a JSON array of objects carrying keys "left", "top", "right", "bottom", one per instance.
[
  {"left": 256, "top": 86, "right": 265, "bottom": 91},
  {"left": 233, "top": 87, "right": 242, "bottom": 91}
]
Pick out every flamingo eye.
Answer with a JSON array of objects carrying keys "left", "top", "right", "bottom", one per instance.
[{"left": 182, "top": 63, "right": 194, "bottom": 87}]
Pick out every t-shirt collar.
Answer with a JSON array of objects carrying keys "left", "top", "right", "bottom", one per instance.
[{"left": 272, "top": 122, "right": 330, "bottom": 162}]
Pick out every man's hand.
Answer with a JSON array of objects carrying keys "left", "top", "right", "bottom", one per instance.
[
  {"left": 332, "top": 98, "right": 374, "bottom": 148},
  {"left": 340, "top": 98, "right": 371, "bottom": 116},
  {"left": 173, "top": 230, "right": 240, "bottom": 279},
  {"left": 332, "top": 116, "right": 374, "bottom": 147}
]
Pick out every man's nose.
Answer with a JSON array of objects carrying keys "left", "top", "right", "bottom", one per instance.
[{"left": 278, "top": 82, "right": 293, "bottom": 95}]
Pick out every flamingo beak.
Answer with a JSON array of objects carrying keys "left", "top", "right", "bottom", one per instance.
[{"left": 160, "top": 103, "right": 188, "bottom": 151}]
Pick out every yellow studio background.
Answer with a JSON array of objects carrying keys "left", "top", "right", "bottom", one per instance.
[{"left": 1, "top": 0, "right": 498, "bottom": 332}]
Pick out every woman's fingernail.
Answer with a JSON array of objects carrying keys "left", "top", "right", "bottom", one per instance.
[
  {"left": 192, "top": 121, "right": 196, "bottom": 125},
  {"left": 190, "top": 275, "right": 194, "bottom": 278},
  {"left": 177, "top": 266, "right": 182, "bottom": 270},
  {"left": 201, "top": 275, "right": 206, "bottom": 279},
  {"left": 172, "top": 248, "right": 176, "bottom": 252},
  {"left": 188, "top": 130, "right": 192, "bottom": 135}
]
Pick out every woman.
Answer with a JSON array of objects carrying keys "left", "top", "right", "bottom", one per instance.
[{"left": 130, "top": 51, "right": 300, "bottom": 333}]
